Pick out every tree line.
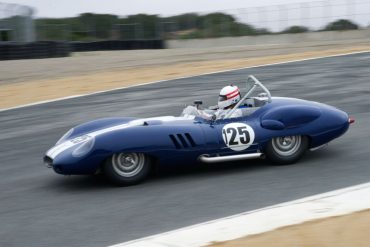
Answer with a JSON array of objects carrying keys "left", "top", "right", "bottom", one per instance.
[{"left": 35, "top": 12, "right": 360, "bottom": 41}]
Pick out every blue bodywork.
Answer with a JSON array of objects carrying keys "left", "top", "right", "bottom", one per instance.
[{"left": 44, "top": 97, "right": 350, "bottom": 175}]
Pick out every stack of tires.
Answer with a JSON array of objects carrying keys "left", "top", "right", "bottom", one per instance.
[
  {"left": 0, "top": 39, "right": 165, "bottom": 60},
  {"left": 0, "top": 41, "right": 71, "bottom": 60},
  {"left": 71, "top": 39, "right": 164, "bottom": 52}
]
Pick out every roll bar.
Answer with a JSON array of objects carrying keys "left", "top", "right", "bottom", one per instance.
[{"left": 223, "top": 75, "right": 272, "bottom": 119}]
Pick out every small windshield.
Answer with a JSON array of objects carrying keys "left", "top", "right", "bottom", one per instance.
[{"left": 245, "top": 80, "right": 255, "bottom": 93}]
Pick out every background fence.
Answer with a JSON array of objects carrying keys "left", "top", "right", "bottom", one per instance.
[
  {"left": 1, "top": 0, "right": 370, "bottom": 42},
  {"left": 1, "top": 0, "right": 370, "bottom": 59},
  {"left": 35, "top": 0, "right": 370, "bottom": 41},
  {"left": 213, "top": 0, "right": 370, "bottom": 33}
]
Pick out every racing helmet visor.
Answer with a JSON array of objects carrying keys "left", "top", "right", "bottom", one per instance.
[{"left": 218, "top": 95, "right": 227, "bottom": 102}]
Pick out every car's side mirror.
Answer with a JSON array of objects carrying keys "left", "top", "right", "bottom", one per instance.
[{"left": 193, "top": 100, "right": 203, "bottom": 109}]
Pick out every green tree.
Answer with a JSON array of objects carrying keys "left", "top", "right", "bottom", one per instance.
[
  {"left": 177, "top": 12, "right": 264, "bottom": 39},
  {"left": 323, "top": 19, "right": 359, "bottom": 31},
  {"left": 166, "top": 13, "right": 199, "bottom": 30},
  {"left": 118, "top": 14, "right": 161, "bottom": 39},
  {"left": 36, "top": 13, "right": 119, "bottom": 41},
  {"left": 79, "top": 13, "right": 118, "bottom": 39},
  {"left": 281, "top": 25, "right": 309, "bottom": 34},
  {"left": 35, "top": 11, "right": 270, "bottom": 41}
]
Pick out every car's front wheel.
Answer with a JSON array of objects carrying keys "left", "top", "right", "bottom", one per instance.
[
  {"left": 104, "top": 152, "right": 151, "bottom": 186},
  {"left": 265, "top": 135, "right": 308, "bottom": 165}
]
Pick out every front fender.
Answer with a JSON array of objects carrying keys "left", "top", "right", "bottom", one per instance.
[
  {"left": 94, "top": 124, "right": 206, "bottom": 164},
  {"left": 68, "top": 117, "right": 136, "bottom": 140}
]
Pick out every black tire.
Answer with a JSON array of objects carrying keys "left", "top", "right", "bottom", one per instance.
[
  {"left": 265, "top": 135, "right": 309, "bottom": 165},
  {"left": 103, "top": 152, "right": 151, "bottom": 186}
]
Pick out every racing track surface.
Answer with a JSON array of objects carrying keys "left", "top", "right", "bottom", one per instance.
[{"left": 1, "top": 53, "right": 370, "bottom": 247}]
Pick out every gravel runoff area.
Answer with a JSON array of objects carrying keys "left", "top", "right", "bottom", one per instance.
[
  {"left": 0, "top": 39, "right": 370, "bottom": 109},
  {"left": 210, "top": 210, "right": 370, "bottom": 247}
]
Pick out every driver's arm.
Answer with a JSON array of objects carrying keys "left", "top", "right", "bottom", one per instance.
[{"left": 181, "top": 106, "right": 216, "bottom": 120}]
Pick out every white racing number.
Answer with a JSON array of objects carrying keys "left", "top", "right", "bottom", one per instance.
[{"left": 222, "top": 123, "right": 255, "bottom": 151}]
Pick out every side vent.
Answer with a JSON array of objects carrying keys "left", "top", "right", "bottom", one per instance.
[
  {"left": 185, "top": 133, "right": 196, "bottom": 147},
  {"left": 169, "top": 135, "right": 181, "bottom": 149},
  {"left": 177, "top": 134, "right": 189, "bottom": 148},
  {"left": 169, "top": 133, "right": 196, "bottom": 149}
]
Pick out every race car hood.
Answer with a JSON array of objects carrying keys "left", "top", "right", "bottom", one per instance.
[{"left": 57, "top": 116, "right": 196, "bottom": 144}]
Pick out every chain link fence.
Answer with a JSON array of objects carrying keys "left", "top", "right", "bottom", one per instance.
[
  {"left": 8, "top": 0, "right": 370, "bottom": 42},
  {"left": 163, "top": 0, "right": 370, "bottom": 39},
  {"left": 218, "top": 0, "right": 370, "bottom": 33},
  {"left": 0, "top": 2, "right": 35, "bottom": 42}
]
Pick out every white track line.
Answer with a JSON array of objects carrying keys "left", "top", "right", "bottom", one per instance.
[
  {"left": 1, "top": 50, "right": 369, "bottom": 113},
  {"left": 109, "top": 182, "right": 370, "bottom": 247}
]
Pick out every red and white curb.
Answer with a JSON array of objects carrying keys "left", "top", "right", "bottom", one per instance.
[{"left": 109, "top": 182, "right": 370, "bottom": 247}]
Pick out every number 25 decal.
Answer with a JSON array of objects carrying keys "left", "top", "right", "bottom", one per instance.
[{"left": 222, "top": 123, "right": 255, "bottom": 151}]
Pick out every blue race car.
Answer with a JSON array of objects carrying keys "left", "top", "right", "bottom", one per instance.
[{"left": 44, "top": 75, "right": 354, "bottom": 186}]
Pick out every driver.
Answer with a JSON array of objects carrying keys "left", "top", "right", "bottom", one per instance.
[{"left": 182, "top": 85, "right": 244, "bottom": 120}]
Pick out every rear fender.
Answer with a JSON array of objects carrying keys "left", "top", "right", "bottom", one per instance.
[{"left": 261, "top": 105, "right": 321, "bottom": 130}]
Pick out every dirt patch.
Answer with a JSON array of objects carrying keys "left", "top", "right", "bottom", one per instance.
[
  {"left": 1, "top": 44, "right": 369, "bottom": 110},
  {"left": 209, "top": 209, "right": 370, "bottom": 247}
]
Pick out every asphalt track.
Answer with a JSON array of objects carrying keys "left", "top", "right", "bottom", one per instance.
[{"left": 1, "top": 52, "right": 370, "bottom": 247}]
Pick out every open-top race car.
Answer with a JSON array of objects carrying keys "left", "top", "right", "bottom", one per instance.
[{"left": 44, "top": 75, "right": 354, "bottom": 186}]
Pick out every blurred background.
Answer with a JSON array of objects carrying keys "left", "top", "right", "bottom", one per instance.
[
  {"left": 0, "top": 0, "right": 369, "bottom": 58},
  {"left": 34, "top": 0, "right": 370, "bottom": 40}
]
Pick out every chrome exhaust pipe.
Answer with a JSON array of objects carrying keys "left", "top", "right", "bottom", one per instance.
[{"left": 199, "top": 153, "right": 263, "bottom": 163}]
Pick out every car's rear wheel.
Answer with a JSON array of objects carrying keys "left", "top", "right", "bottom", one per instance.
[
  {"left": 104, "top": 152, "right": 151, "bottom": 186},
  {"left": 265, "top": 135, "right": 308, "bottom": 165}
]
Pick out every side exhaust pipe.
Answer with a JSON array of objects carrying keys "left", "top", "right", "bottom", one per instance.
[{"left": 199, "top": 153, "right": 263, "bottom": 163}]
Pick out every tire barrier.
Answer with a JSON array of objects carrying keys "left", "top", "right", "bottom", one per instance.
[
  {"left": 71, "top": 40, "right": 165, "bottom": 52},
  {"left": 0, "top": 40, "right": 165, "bottom": 60},
  {"left": 0, "top": 41, "right": 71, "bottom": 60}
]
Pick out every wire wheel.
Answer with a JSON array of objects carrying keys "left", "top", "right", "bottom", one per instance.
[
  {"left": 266, "top": 135, "right": 308, "bottom": 165},
  {"left": 271, "top": 136, "right": 302, "bottom": 156},
  {"left": 111, "top": 153, "right": 145, "bottom": 178}
]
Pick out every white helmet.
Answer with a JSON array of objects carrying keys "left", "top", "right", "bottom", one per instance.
[{"left": 218, "top": 85, "right": 241, "bottom": 109}]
